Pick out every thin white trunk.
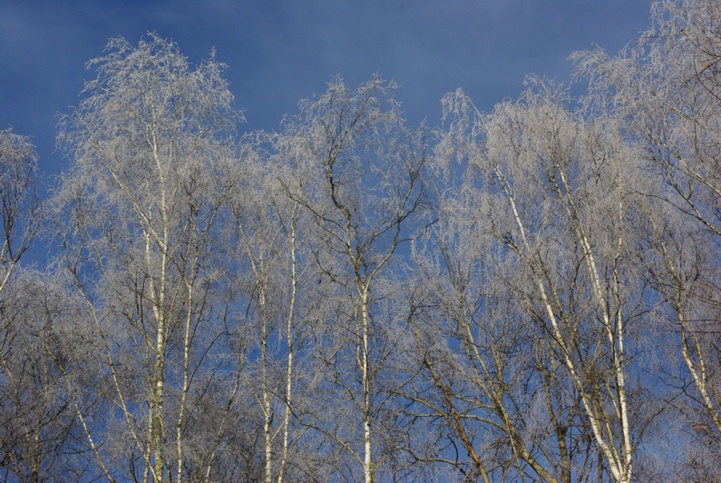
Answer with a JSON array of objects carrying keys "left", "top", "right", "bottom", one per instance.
[
  {"left": 498, "top": 167, "right": 631, "bottom": 482},
  {"left": 0, "top": 257, "right": 17, "bottom": 296},
  {"left": 52, "top": 352, "right": 115, "bottom": 482},
  {"left": 658, "top": 236, "right": 721, "bottom": 435},
  {"left": 556, "top": 167, "right": 632, "bottom": 482},
  {"left": 149, "top": 227, "right": 168, "bottom": 483},
  {"left": 148, "top": 136, "right": 169, "bottom": 483},
  {"left": 278, "top": 217, "right": 298, "bottom": 483},
  {"left": 76, "top": 281, "right": 148, "bottom": 480},
  {"left": 679, "top": 309, "right": 721, "bottom": 432},
  {"left": 235, "top": 213, "right": 276, "bottom": 483},
  {"left": 361, "top": 288, "right": 373, "bottom": 483},
  {"left": 176, "top": 281, "right": 195, "bottom": 482},
  {"left": 261, "top": 285, "right": 273, "bottom": 483}
]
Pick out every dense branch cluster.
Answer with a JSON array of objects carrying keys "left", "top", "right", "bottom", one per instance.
[{"left": 2, "top": 1, "right": 721, "bottom": 481}]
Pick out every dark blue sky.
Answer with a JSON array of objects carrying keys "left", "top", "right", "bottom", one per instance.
[{"left": 1, "top": 0, "right": 653, "bottom": 178}]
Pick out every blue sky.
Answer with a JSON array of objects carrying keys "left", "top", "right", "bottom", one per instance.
[{"left": 1, "top": 0, "right": 653, "bottom": 179}]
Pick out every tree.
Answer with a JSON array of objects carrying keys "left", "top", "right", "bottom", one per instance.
[
  {"left": 404, "top": 194, "right": 595, "bottom": 482},
  {"left": 53, "top": 33, "right": 242, "bottom": 482},
  {"left": 275, "top": 76, "right": 429, "bottom": 483},
  {"left": 0, "top": 269, "right": 95, "bottom": 482},
  {"left": 0, "top": 129, "right": 41, "bottom": 296},
  {"left": 573, "top": 0, "right": 721, "bottom": 473},
  {"left": 0, "top": 129, "right": 50, "bottom": 482},
  {"left": 435, "top": 80, "right": 650, "bottom": 482},
  {"left": 227, "top": 137, "right": 326, "bottom": 483}
]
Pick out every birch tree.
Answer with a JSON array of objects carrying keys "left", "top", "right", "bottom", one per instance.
[
  {"left": 53, "top": 34, "right": 242, "bottom": 482},
  {"left": 227, "top": 137, "right": 324, "bottom": 483},
  {"left": 404, "top": 192, "right": 595, "bottom": 482},
  {"left": 573, "top": 0, "right": 721, "bottom": 470},
  {"left": 0, "top": 130, "right": 53, "bottom": 481},
  {"left": 0, "top": 129, "right": 41, "bottom": 296},
  {"left": 436, "top": 81, "right": 648, "bottom": 483},
  {"left": 276, "top": 76, "right": 429, "bottom": 483},
  {"left": 0, "top": 269, "right": 96, "bottom": 482}
]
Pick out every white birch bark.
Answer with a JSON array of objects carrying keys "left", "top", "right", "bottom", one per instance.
[
  {"left": 439, "top": 85, "right": 637, "bottom": 482},
  {"left": 53, "top": 34, "right": 241, "bottom": 482}
]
